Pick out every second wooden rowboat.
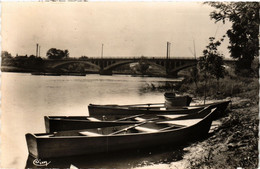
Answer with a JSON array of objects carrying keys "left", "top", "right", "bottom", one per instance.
[
  {"left": 44, "top": 114, "right": 150, "bottom": 133},
  {"left": 88, "top": 100, "right": 230, "bottom": 117}
]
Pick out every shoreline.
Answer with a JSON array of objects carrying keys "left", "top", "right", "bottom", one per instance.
[{"left": 135, "top": 95, "right": 258, "bottom": 169}]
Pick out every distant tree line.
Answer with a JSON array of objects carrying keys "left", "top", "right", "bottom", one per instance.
[
  {"left": 0, "top": 48, "right": 100, "bottom": 73},
  {"left": 46, "top": 48, "right": 69, "bottom": 59},
  {"left": 1, "top": 51, "right": 44, "bottom": 71}
]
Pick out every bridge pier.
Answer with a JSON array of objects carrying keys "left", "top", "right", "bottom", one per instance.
[{"left": 99, "top": 69, "right": 112, "bottom": 75}]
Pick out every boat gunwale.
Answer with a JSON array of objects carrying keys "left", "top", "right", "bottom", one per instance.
[
  {"left": 89, "top": 100, "right": 231, "bottom": 109},
  {"left": 47, "top": 118, "right": 139, "bottom": 123},
  {"left": 88, "top": 104, "right": 204, "bottom": 112}
]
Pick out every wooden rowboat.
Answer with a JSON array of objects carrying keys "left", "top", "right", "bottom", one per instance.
[
  {"left": 26, "top": 107, "right": 217, "bottom": 159},
  {"left": 88, "top": 104, "right": 204, "bottom": 117},
  {"left": 45, "top": 105, "right": 219, "bottom": 133},
  {"left": 44, "top": 114, "right": 152, "bottom": 133},
  {"left": 88, "top": 100, "right": 230, "bottom": 117}
]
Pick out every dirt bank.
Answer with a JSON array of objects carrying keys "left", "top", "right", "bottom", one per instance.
[
  {"left": 134, "top": 96, "right": 258, "bottom": 169},
  {"left": 182, "top": 96, "right": 258, "bottom": 169},
  {"left": 135, "top": 76, "right": 259, "bottom": 169}
]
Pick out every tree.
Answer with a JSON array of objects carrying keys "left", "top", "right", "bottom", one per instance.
[
  {"left": 80, "top": 56, "right": 89, "bottom": 60},
  {"left": 46, "top": 48, "right": 69, "bottom": 59},
  {"left": 190, "top": 66, "right": 199, "bottom": 90},
  {"left": 200, "top": 37, "right": 225, "bottom": 80},
  {"left": 138, "top": 56, "right": 150, "bottom": 75},
  {"left": 199, "top": 37, "right": 225, "bottom": 101},
  {"left": 206, "top": 2, "right": 259, "bottom": 71},
  {"left": 64, "top": 49, "right": 69, "bottom": 59},
  {"left": 1, "top": 51, "right": 12, "bottom": 59}
]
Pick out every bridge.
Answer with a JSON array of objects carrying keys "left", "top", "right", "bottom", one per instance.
[{"left": 43, "top": 57, "right": 235, "bottom": 76}]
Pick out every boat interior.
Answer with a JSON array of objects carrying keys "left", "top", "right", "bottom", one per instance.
[
  {"left": 89, "top": 100, "right": 230, "bottom": 111},
  {"left": 38, "top": 117, "right": 203, "bottom": 138},
  {"left": 89, "top": 103, "right": 204, "bottom": 110}
]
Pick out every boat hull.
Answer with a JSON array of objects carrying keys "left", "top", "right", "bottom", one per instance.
[
  {"left": 88, "top": 100, "right": 230, "bottom": 118},
  {"left": 88, "top": 105, "right": 204, "bottom": 117},
  {"left": 26, "top": 108, "right": 216, "bottom": 159}
]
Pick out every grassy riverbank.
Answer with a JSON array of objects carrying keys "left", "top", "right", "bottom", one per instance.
[
  {"left": 138, "top": 75, "right": 258, "bottom": 168},
  {"left": 183, "top": 76, "right": 258, "bottom": 168},
  {"left": 183, "top": 95, "right": 258, "bottom": 169}
]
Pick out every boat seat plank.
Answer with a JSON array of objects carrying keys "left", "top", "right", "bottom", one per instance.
[
  {"left": 134, "top": 117, "right": 147, "bottom": 122},
  {"left": 134, "top": 126, "right": 159, "bottom": 133},
  {"left": 38, "top": 134, "right": 55, "bottom": 138},
  {"left": 159, "top": 125, "right": 180, "bottom": 131},
  {"left": 109, "top": 122, "right": 146, "bottom": 135},
  {"left": 79, "top": 131, "right": 102, "bottom": 136},
  {"left": 87, "top": 117, "right": 101, "bottom": 122},
  {"left": 116, "top": 114, "right": 144, "bottom": 121},
  {"left": 157, "top": 114, "right": 187, "bottom": 119},
  {"left": 159, "top": 108, "right": 167, "bottom": 110},
  {"left": 186, "top": 106, "right": 201, "bottom": 109},
  {"left": 121, "top": 103, "right": 164, "bottom": 107},
  {"left": 157, "top": 119, "right": 202, "bottom": 126}
]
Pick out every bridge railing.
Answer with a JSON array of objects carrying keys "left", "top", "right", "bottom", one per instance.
[
  {"left": 86, "top": 56, "right": 196, "bottom": 59},
  {"left": 42, "top": 56, "right": 235, "bottom": 62},
  {"left": 86, "top": 56, "right": 235, "bottom": 60}
]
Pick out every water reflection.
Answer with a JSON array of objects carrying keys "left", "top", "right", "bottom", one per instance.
[
  {"left": 138, "top": 81, "right": 182, "bottom": 94},
  {"left": 25, "top": 145, "right": 188, "bottom": 169}
]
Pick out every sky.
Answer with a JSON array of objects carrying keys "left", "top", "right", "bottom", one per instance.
[{"left": 2, "top": 2, "right": 232, "bottom": 59}]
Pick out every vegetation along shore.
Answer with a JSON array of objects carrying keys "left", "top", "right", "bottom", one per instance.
[
  {"left": 139, "top": 76, "right": 258, "bottom": 169},
  {"left": 138, "top": 2, "right": 259, "bottom": 168}
]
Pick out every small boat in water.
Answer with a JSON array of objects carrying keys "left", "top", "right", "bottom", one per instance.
[
  {"left": 88, "top": 100, "right": 231, "bottom": 117},
  {"left": 26, "top": 107, "right": 217, "bottom": 159},
  {"left": 164, "top": 92, "right": 192, "bottom": 108}
]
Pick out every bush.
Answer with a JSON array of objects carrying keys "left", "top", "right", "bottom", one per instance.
[{"left": 178, "top": 76, "right": 258, "bottom": 99}]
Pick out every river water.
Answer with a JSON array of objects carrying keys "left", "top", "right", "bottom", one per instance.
[{"left": 1, "top": 72, "right": 184, "bottom": 169}]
